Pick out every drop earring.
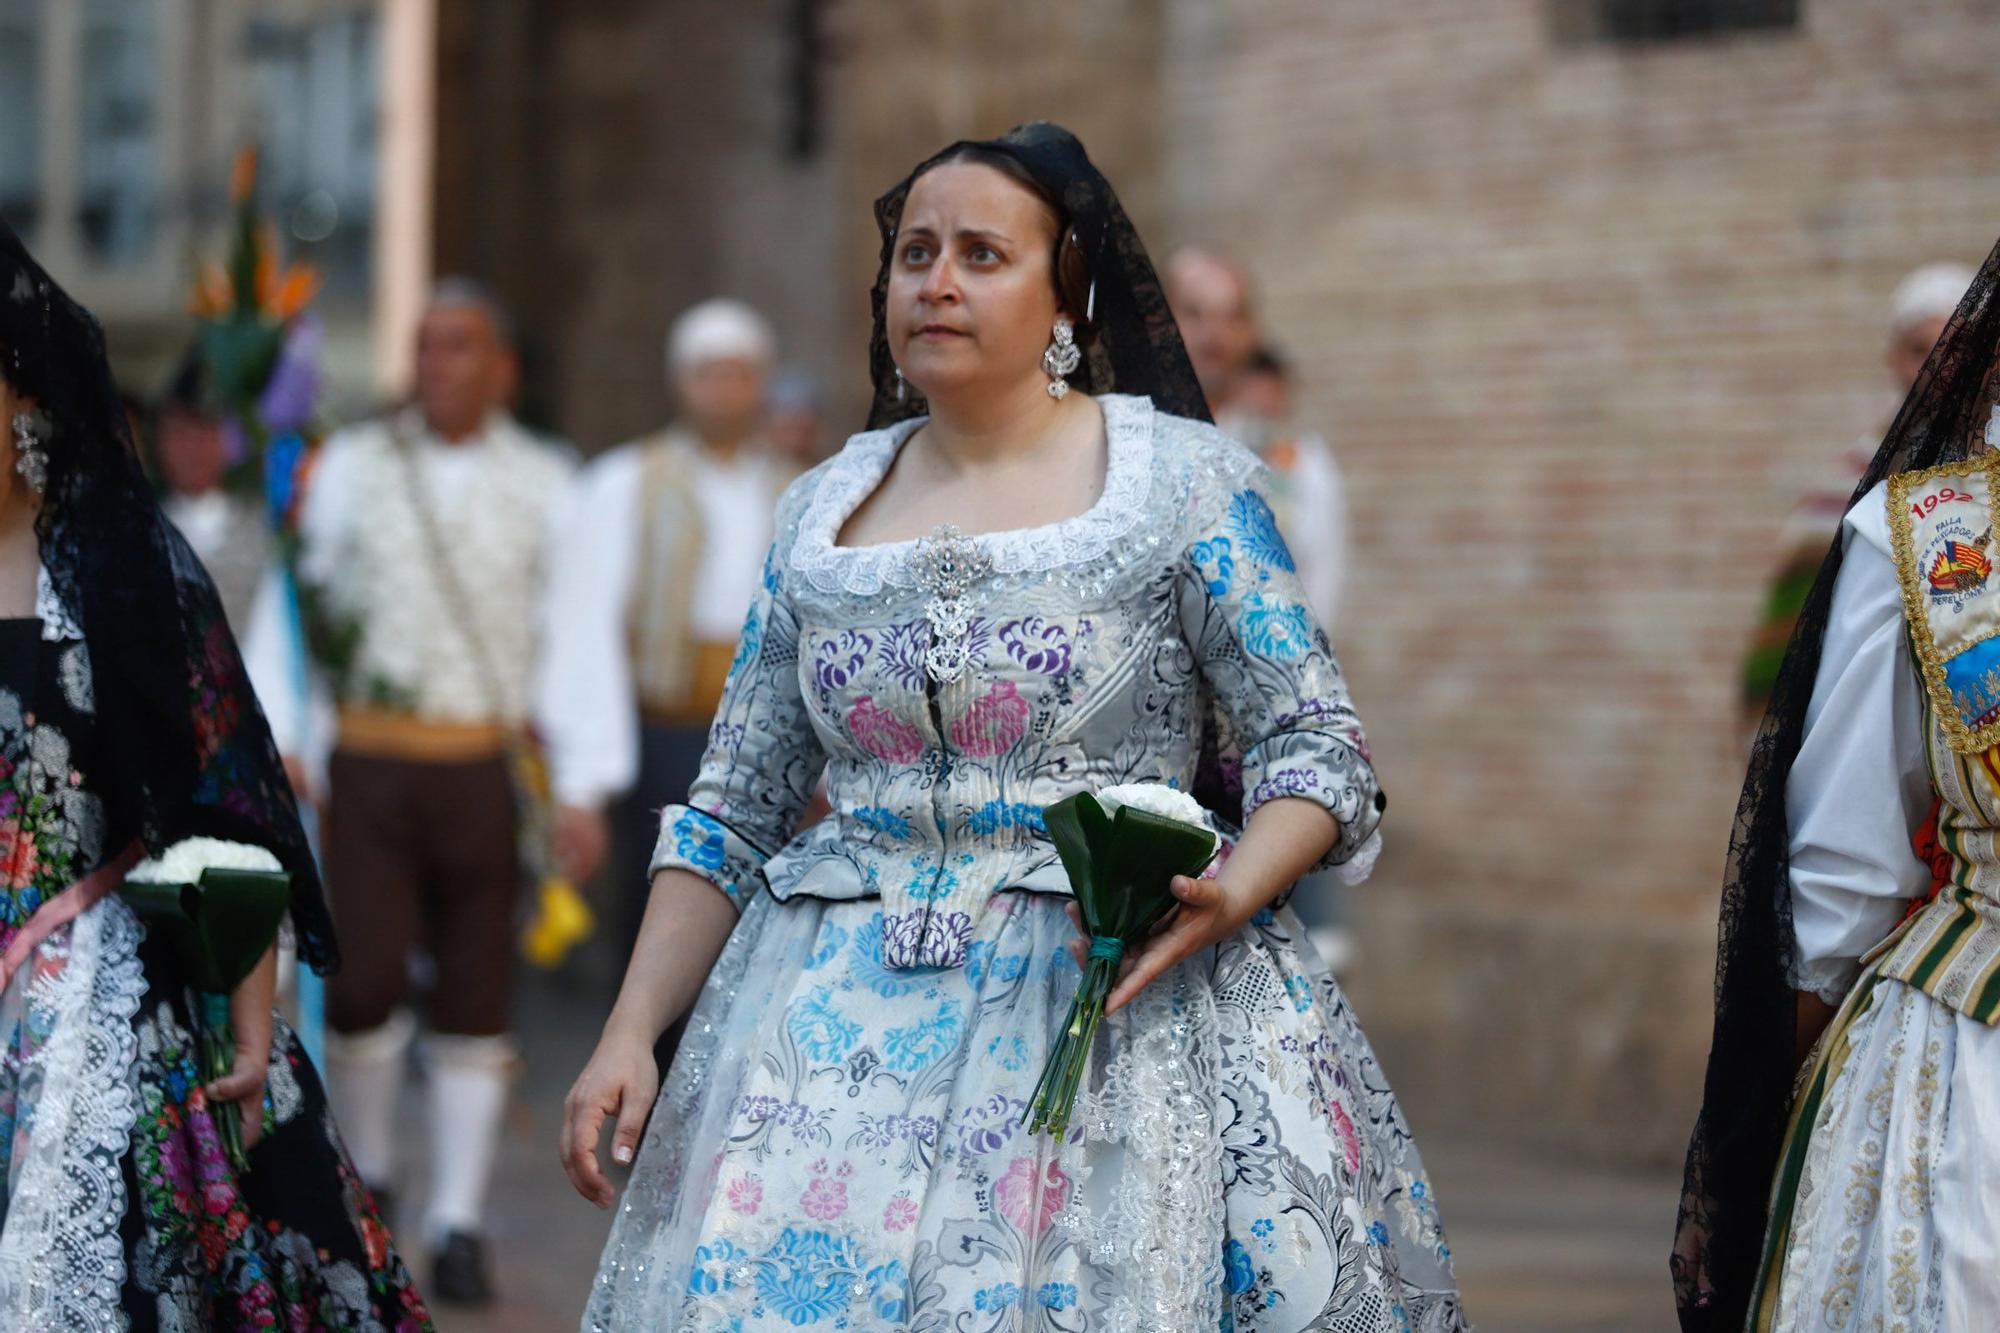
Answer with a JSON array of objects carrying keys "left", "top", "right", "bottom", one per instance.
[
  {"left": 894, "top": 366, "right": 907, "bottom": 402},
  {"left": 1041, "top": 318, "right": 1080, "bottom": 400},
  {"left": 10, "top": 412, "right": 46, "bottom": 495}
]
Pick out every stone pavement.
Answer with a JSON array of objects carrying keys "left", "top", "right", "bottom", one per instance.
[{"left": 393, "top": 971, "right": 1682, "bottom": 1332}]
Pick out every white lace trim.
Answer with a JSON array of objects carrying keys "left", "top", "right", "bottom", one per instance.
[
  {"left": 788, "top": 393, "right": 1158, "bottom": 596},
  {"left": 33, "top": 567, "right": 80, "bottom": 643},
  {"left": 0, "top": 897, "right": 147, "bottom": 1332},
  {"left": 1336, "top": 829, "right": 1384, "bottom": 886},
  {"left": 1056, "top": 961, "right": 1228, "bottom": 1331}
]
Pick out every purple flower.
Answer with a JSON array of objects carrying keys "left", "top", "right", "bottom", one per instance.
[
  {"left": 258, "top": 316, "right": 322, "bottom": 433},
  {"left": 999, "top": 617, "right": 1074, "bottom": 677},
  {"left": 813, "top": 630, "right": 873, "bottom": 692}
]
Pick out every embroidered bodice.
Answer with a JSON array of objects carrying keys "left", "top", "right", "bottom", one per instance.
[
  {"left": 0, "top": 574, "right": 112, "bottom": 941},
  {"left": 651, "top": 395, "right": 1383, "bottom": 968}
]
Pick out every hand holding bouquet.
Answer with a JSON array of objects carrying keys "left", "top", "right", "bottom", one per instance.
[
  {"left": 123, "top": 838, "right": 292, "bottom": 1173},
  {"left": 1024, "top": 783, "right": 1219, "bottom": 1139}
]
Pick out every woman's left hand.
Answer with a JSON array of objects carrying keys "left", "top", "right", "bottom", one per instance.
[
  {"left": 1066, "top": 874, "right": 1262, "bottom": 1016},
  {"left": 209, "top": 941, "right": 279, "bottom": 1153},
  {"left": 207, "top": 1046, "right": 271, "bottom": 1151}
]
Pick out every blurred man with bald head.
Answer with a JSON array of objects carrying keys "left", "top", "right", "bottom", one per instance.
[
  {"left": 246, "top": 278, "right": 574, "bottom": 1304},
  {"left": 1167, "top": 245, "right": 1348, "bottom": 627}
]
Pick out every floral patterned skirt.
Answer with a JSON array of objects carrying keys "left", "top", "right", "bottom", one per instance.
[
  {"left": 587, "top": 888, "right": 1466, "bottom": 1332},
  {"left": 1755, "top": 974, "right": 2000, "bottom": 1331},
  {"left": 0, "top": 896, "right": 431, "bottom": 1332}
]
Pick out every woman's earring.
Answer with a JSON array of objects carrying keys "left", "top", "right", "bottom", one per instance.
[
  {"left": 10, "top": 412, "right": 46, "bottom": 495},
  {"left": 893, "top": 366, "right": 907, "bottom": 402},
  {"left": 1042, "top": 318, "right": 1080, "bottom": 400}
]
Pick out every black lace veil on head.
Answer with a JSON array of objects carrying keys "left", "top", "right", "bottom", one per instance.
[
  {"left": 0, "top": 222, "right": 336, "bottom": 972},
  {"left": 1674, "top": 238, "right": 2000, "bottom": 1328},
  {"left": 865, "top": 121, "right": 1210, "bottom": 431}
]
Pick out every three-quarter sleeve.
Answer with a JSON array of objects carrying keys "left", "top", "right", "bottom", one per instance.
[
  {"left": 648, "top": 540, "right": 826, "bottom": 912},
  {"left": 1179, "top": 449, "right": 1384, "bottom": 881},
  {"left": 1786, "top": 483, "right": 1933, "bottom": 1003}
]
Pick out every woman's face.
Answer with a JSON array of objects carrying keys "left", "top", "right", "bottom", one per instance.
[{"left": 886, "top": 162, "right": 1064, "bottom": 407}]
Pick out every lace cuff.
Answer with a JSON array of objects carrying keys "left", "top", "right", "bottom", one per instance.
[
  {"left": 648, "top": 805, "right": 769, "bottom": 912},
  {"left": 1788, "top": 954, "right": 1861, "bottom": 1006}
]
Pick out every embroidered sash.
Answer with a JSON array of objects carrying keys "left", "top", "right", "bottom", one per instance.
[{"left": 1888, "top": 453, "right": 2000, "bottom": 753}]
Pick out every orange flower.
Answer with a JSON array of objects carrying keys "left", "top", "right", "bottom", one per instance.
[{"left": 271, "top": 264, "right": 320, "bottom": 321}]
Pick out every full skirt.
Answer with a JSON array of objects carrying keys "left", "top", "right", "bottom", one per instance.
[{"left": 587, "top": 888, "right": 1466, "bottom": 1332}]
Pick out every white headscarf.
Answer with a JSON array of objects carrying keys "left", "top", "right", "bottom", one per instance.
[
  {"left": 1890, "top": 261, "right": 1976, "bottom": 335},
  {"left": 666, "top": 298, "right": 776, "bottom": 378}
]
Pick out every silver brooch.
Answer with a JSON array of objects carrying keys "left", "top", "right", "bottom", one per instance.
[{"left": 911, "top": 524, "right": 993, "bottom": 684}]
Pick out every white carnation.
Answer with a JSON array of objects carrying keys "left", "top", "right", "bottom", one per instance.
[
  {"left": 1094, "top": 784, "right": 1218, "bottom": 852},
  {"left": 127, "top": 837, "right": 283, "bottom": 885}
]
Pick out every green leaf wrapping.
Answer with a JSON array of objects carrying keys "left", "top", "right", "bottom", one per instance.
[
  {"left": 1025, "top": 792, "right": 1219, "bottom": 1138},
  {"left": 120, "top": 868, "right": 292, "bottom": 994}
]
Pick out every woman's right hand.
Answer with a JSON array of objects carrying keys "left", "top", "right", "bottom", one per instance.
[{"left": 560, "top": 1026, "right": 660, "bottom": 1208}]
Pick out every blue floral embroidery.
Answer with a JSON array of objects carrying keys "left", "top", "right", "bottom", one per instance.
[
  {"left": 975, "top": 1282, "right": 1023, "bottom": 1312},
  {"left": 672, "top": 810, "right": 728, "bottom": 871},
  {"left": 804, "top": 922, "right": 849, "bottom": 970},
  {"left": 966, "top": 800, "right": 1045, "bottom": 837},
  {"left": 1190, "top": 535, "right": 1236, "bottom": 597},
  {"left": 686, "top": 1237, "right": 747, "bottom": 1295},
  {"left": 1224, "top": 1237, "right": 1255, "bottom": 1294},
  {"left": 1037, "top": 1282, "right": 1079, "bottom": 1310},
  {"left": 1238, "top": 593, "right": 1313, "bottom": 661},
  {"left": 883, "top": 999, "right": 964, "bottom": 1072},
  {"left": 1283, "top": 974, "right": 1314, "bottom": 1013},
  {"left": 847, "top": 915, "right": 927, "bottom": 998},
  {"left": 788, "top": 986, "right": 862, "bottom": 1062},
  {"left": 753, "top": 1227, "right": 867, "bottom": 1324},
  {"left": 729, "top": 605, "right": 763, "bottom": 676},
  {"left": 867, "top": 1259, "right": 909, "bottom": 1321},
  {"left": 965, "top": 940, "right": 1030, "bottom": 989},
  {"left": 1369, "top": 1221, "right": 1391, "bottom": 1246},
  {"left": 853, "top": 805, "right": 915, "bottom": 841},
  {"left": 1229, "top": 489, "right": 1297, "bottom": 572}
]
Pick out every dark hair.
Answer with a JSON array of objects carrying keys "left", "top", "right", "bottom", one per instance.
[{"left": 922, "top": 145, "right": 1099, "bottom": 350}]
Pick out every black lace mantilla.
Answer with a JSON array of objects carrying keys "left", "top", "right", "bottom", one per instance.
[
  {"left": 0, "top": 222, "right": 336, "bottom": 972},
  {"left": 1674, "top": 235, "right": 2000, "bottom": 1328}
]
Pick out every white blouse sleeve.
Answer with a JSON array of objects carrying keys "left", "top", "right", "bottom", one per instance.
[
  {"left": 1786, "top": 480, "right": 1934, "bottom": 1003},
  {"left": 534, "top": 447, "right": 642, "bottom": 809}
]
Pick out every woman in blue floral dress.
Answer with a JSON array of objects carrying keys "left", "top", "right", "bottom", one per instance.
[
  {"left": 0, "top": 226, "right": 429, "bottom": 1329},
  {"left": 564, "top": 124, "right": 1466, "bottom": 1332}
]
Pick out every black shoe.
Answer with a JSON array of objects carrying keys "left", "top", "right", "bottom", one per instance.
[{"left": 431, "top": 1230, "right": 495, "bottom": 1305}]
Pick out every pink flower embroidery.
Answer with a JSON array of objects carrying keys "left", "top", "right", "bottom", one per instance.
[
  {"left": 950, "top": 680, "right": 1029, "bottom": 757},
  {"left": 994, "top": 1155, "right": 1069, "bottom": 1237},
  {"left": 1329, "top": 1099, "right": 1361, "bottom": 1175},
  {"left": 800, "top": 1175, "right": 848, "bottom": 1220},
  {"left": 725, "top": 1175, "right": 764, "bottom": 1215},
  {"left": 883, "top": 1193, "right": 919, "bottom": 1232},
  {"left": 0, "top": 818, "right": 41, "bottom": 888},
  {"left": 848, "top": 696, "right": 923, "bottom": 764}
]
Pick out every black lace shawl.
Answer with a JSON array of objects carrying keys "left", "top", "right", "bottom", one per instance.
[
  {"left": 1674, "top": 237, "right": 2000, "bottom": 1328},
  {"left": 0, "top": 222, "right": 336, "bottom": 972}
]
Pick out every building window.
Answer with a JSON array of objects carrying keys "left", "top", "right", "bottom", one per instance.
[
  {"left": 1551, "top": 0, "right": 1802, "bottom": 45},
  {"left": 242, "top": 11, "right": 382, "bottom": 303},
  {"left": 0, "top": 0, "right": 40, "bottom": 232},
  {"left": 77, "top": 0, "right": 160, "bottom": 261}
]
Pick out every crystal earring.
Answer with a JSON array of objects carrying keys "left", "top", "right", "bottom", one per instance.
[
  {"left": 1041, "top": 318, "right": 1080, "bottom": 399},
  {"left": 894, "top": 366, "right": 907, "bottom": 402},
  {"left": 9, "top": 412, "right": 46, "bottom": 495}
]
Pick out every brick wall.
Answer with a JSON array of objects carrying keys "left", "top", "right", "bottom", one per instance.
[{"left": 1156, "top": 0, "right": 2000, "bottom": 1159}]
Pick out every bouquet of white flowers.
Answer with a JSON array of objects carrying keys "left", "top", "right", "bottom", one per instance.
[
  {"left": 124, "top": 837, "right": 291, "bottom": 1171},
  {"left": 1024, "top": 783, "right": 1220, "bottom": 1138}
]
